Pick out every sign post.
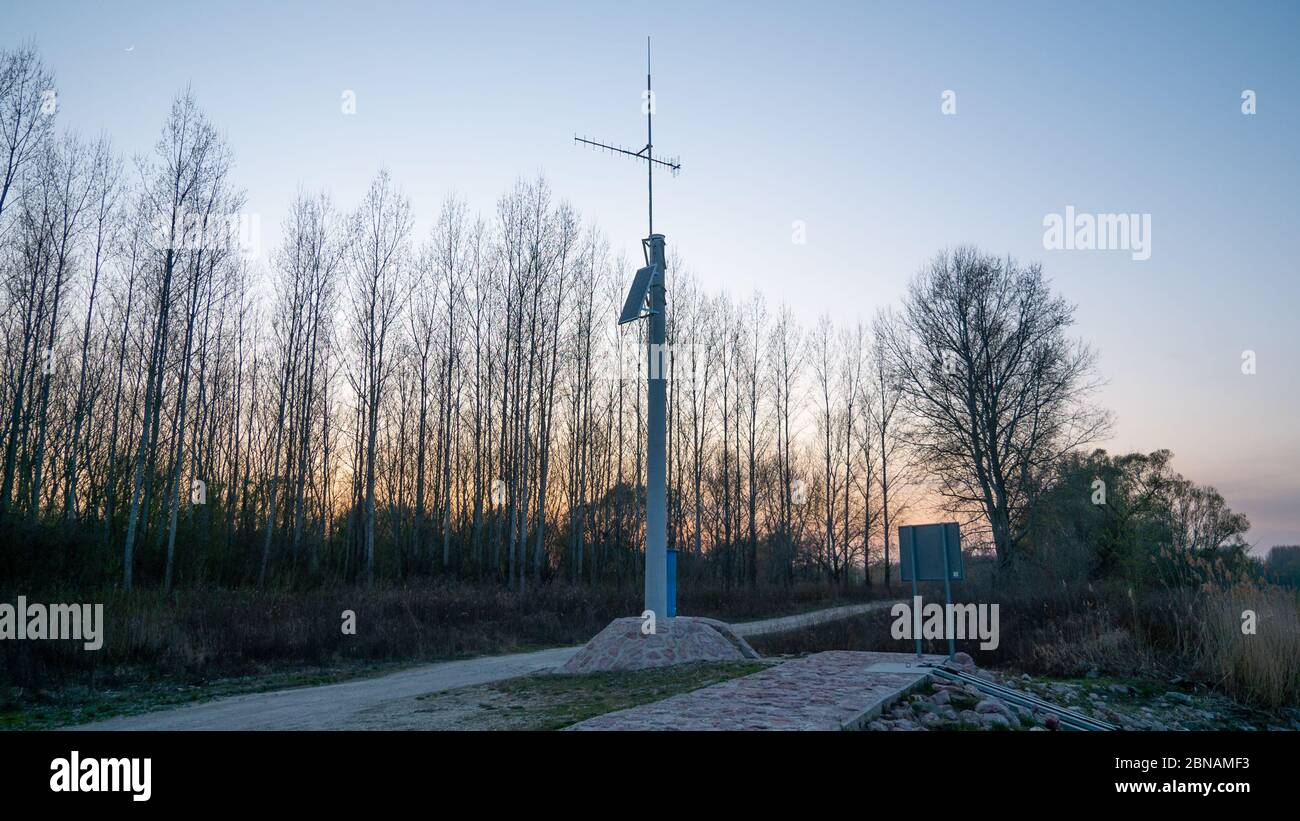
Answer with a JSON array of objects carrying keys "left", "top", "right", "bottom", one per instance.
[
  {"left": 940, "top": 526, "right": 956, "bottom": 660},
  {"left": 906, "top": 528, "right": 922, "bottom": 658},
  {"left": 899, "top": 522, "right": 964, "bottom": 660}
]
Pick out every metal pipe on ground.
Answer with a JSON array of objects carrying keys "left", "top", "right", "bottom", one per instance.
[{"left": 929, "top": 667, "right": 1118, "bottom": 731}]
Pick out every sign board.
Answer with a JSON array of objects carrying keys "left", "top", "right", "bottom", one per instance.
[{"left": 898, "top": 522, "right": 962, "bottom": 582}]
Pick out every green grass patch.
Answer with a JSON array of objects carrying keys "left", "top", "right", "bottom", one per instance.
[{"left": 418, "top": 660, "right": 768, "bottom": 730}]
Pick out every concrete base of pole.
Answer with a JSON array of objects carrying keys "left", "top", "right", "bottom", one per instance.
[{"left": 558, "top": 616, "right": 760, "bottom": 674}]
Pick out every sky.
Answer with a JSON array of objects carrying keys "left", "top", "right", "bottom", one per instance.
[{"left": 5, "top": 0, "right": 1298, "bottom": 553}]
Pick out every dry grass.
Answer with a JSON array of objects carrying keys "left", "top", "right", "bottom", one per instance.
[
  {"left": 0, "top": 579, "right": 871, "bottom": 692},
  {"left": 750, "top": 573, "right": 1300, "bottom": 711},
  {"left": 1194, "top": 585, "right": 1300, "bottom": 710}
]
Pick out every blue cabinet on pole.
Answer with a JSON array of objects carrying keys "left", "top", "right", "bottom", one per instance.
[{"left": 666, "top": 548, "right": 677, "bottom": 617}]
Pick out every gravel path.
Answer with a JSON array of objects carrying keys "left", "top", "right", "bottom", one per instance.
[{"left": 730, "top": 601, "right": 891, "bottom": 637}]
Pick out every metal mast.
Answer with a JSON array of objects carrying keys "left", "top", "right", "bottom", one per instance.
[
  {"left": 575, "top": 37, "right": 681, "bottom": 621},
  {"left": 647, "top": 35, "right": 653, "bottom": 237}
]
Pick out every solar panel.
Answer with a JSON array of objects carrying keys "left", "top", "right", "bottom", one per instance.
[{"left": 618, "top": 265, "right": 656, "bottom": 324}]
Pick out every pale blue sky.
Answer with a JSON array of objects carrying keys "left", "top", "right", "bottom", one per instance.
[{"left": 5, "top": 0, "right": 1298, "bottom": 551}]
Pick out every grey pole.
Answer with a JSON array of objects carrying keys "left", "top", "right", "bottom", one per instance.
[
  {"left": 908, "top": 528, "right": 921, "bottom": 658},
  {"left": 941, "top": 527, "right": 955, "bottom": 660},
  {"left": 573, "top": 39, "right": 680, "bottom": 623},
  {"left": 644, "top": 233, "right": 668, "bottom": 621}
]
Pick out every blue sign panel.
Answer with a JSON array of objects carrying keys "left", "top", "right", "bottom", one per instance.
[{"left": 898, "top": 522, "right": 963, "bottom": 582}]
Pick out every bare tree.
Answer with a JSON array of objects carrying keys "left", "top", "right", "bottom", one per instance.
[
  {"left": 346, "top": 169, "right": 411, "bottom": 584},
  {"left": 0, "top": 44, "right": 56, "bottom": 234},
  {"left": 768, "top": 304, "right": 803, "bottom": 583},
  {"left": 739, "top": 293, "right": 766, "bottom": 587},
  {"left": 120, "top": 90, "right": 225, "bottom": 590},
  {"left": 429, "top": 194, "right": 469, "bottom": 569},
  {"left": 869, "top": 311, "right": 913, "bottom": 588},
  {"left": 880, "top": 247, "right": 1110, "bottom": 566},
  {"left": 810, "top": 315, "right": 840, "bottom": 581},
  {"left": 63, "top": 136, "right": 120, "bottom": 522}
]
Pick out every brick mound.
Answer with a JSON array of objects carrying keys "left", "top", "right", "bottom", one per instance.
[{"left": 558, "top": 616, "right": 761, "bottom": 674}]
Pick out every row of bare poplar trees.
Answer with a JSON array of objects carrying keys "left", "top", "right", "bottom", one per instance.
[{"left": 4, "top": 45, "right": 1107, "bottom": 592}]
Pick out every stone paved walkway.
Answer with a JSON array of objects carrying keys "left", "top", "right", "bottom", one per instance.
[{"left": 567, "top": 651, "right": 944, "bottom": 730}]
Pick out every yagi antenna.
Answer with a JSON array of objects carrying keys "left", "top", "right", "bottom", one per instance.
[{"left": 574, "top": 136, "right": 680, "bottom": 177}]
